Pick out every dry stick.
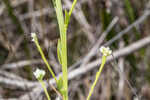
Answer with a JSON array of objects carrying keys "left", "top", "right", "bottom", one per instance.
[
  {"left": 2, "top": 59, "right": 60, "bottom": 70},
  {"left": 19, "top": 7, "right": 53, "bottom": 20},
  {"left": 0, "top": 70, "right": 27, "bottom": 81},
  {"left": 0, "top": 76, "right": 39, "bottom": 89},
  {"left": 48, "top": 81, "right": 63, "bottom": 99},
  {"left": 1, "top": 98, "right": 18, "bottom": 100},
  {"left": 104, "top": 10, "right": 150, "bottom": 46},
  {"left": 20, "top": 36, "right": 150, "bottom": 100},
  {"left": 1, "top": 59, "right": 43, "bottom": 69},
  {"left": 117, "top": 40, "right": 125, "bottom": 100},
  {"left": 0, "top": 71, "right": 33, "bottom": 99},
  {"left": 80, "top": 16, "right": 119, "bottom": 68},
  {"left": 111, "top": 54, "right": 140, "bottom": 100},
  {"left": 28, "top": 0, "right": 36, "bottom": 32}
]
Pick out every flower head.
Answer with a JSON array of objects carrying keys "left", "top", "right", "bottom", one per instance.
[
  {"left": 100, "top": 46, "right": 112, "bottom": 56},
  {"left": 33, "top": 68, "right": 45, "bottom": 80},
  {"left": 31, "top": 32, "right": 36, "bottom": 42}
]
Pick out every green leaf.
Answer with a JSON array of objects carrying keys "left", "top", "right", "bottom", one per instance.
[
  {"left": 65, "top": 10, "right": 70, "bottom": 26},
  {"left": 59, "top": 88, "right": 66, "bottom": 96},
  {"left": 55, "top": 0, "right": 65, "bottom": 39},
  {"left": 57, "top": 39, "right": 62, "bottom": 65},
  {"left": 56, "top": 76, "right": 63, "bottom": 90}
]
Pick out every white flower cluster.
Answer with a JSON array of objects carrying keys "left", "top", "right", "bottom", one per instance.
[
  {"left": 33, "top": 68, "right": 45, "bottom": 80},
  {"left": 100, "top": 46, "right": 112, "bottom": 56},
  {"left": 31, "top": 33, "right": 36, "bottom": 42}
]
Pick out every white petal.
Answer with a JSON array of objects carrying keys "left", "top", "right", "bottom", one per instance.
[{"left": 31, "top": 33, "right": 36, "bottom": 38}]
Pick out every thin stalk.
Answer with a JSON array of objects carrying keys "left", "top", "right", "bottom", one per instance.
[
  {"left": 39, "top": 80, "right": 51, "bottom": 100},
  {"left": 111, "top": 54, "right": 139, "bottom": 99},
  {"left": 53, "top": 0, "right": 68, "bottom": 99},
  {"left": 87, "top": 55, "right": 106, "bottom": 100},
  {"left": 61, "top": 31, "right": 68, "bottom": 100},
  {"left": 53, "top": 0, "right": 77, "bottom": 99},
  {"left": 69, "top": 0, "right": 77, "bottom": 16},
  {"left": 34, "top": 37, "right": 57, "bottom": 82}
]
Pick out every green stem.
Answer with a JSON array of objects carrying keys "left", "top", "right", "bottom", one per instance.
[
  {"left": 87, "top": 55, "right": 106, "bottom": 100},
  {"left": 34, "top": 37, "right": 57, "bottom": 82},
  {"left": 39, "top": 80, "right": 51, "bottom": 100},
  {"left": 54, "top": 0, "right": 68, "bottom": 99},
  {"left": 69, "top": 0, "right": 77, "bottom": 16},
  {"left": 53, "top": 0, "right": 77, "bottom": 99},
  {"left": 62, "top": 30, "right": 68, "bottom": 100}
]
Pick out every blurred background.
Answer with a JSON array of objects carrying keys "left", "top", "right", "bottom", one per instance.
[{"left": 0, "top": 0, "right": 150, "bottom": 100}]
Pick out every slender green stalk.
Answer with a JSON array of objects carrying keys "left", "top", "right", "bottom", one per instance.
[
  {"left": 69, "top": 0, "right": 77, "bottom": 16},
  {"left": 33, "top": 36, "right": 57, "bottom": 82},
  {"left": 52, "top": 0, "right": 77, "bottom": 99},
  {"left": 39, "top": 80, "right": 51, "bottom": 100},
  {"left": 53, "top": 0, "right": 68, "bottom": 99},
  {"left": 87, "top": 55, "right": 106, "bottom": 100}
]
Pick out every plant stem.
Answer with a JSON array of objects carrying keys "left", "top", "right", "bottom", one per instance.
[
  {"left": 87, "top": 55, "right": 106, "bottom": 100},
  {"left": 62, "top": 30, "right": 68, "bottom": 100},
  {"left": 69, "top": 0, "right": 77, "bottom": 16},
  {"left": 34, "top": 37, "right": 57, "bottom": 82},
  {"left": 39, "top": 80, "right": 51, "bottom": 100},
  {"left": 54, "top": 0, "right": 68, "bottom": 99},
  {"left": 53, "top": 0, "right": 77, "bottom": 99}
]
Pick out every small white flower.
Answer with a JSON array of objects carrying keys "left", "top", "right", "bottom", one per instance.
[
  {"left": 100, "top": 46, "right": 112, "bottom": 56},
  {"left": 133, "top": 97, "right": 139, "bottom": 100},
  {"left": 31, "top": 33, "right": 36, "bottom": 42},
  {"left": 33, "top": 68, "right": 45, "bottom": 80}
]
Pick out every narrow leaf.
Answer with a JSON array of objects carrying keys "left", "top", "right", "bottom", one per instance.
[
  {"left": 65, "top": 10, "right": 70, "bottom": 26},
  {"left": 57, "top": 76, "right": 63, "bottom": 90},
  {"left": 57, "top": 39, "right": 62, "bottom": 65}
]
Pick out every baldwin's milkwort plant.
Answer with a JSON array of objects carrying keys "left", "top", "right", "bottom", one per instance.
[
  {"left": 31, "top": 0, "right": 77, "bottom": 100},
  {"left": 87, "top": 46, "right": 112, "bottom": 100},
  {"left": 31, "top": 1, "right": 113, "bottom": 100}
]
